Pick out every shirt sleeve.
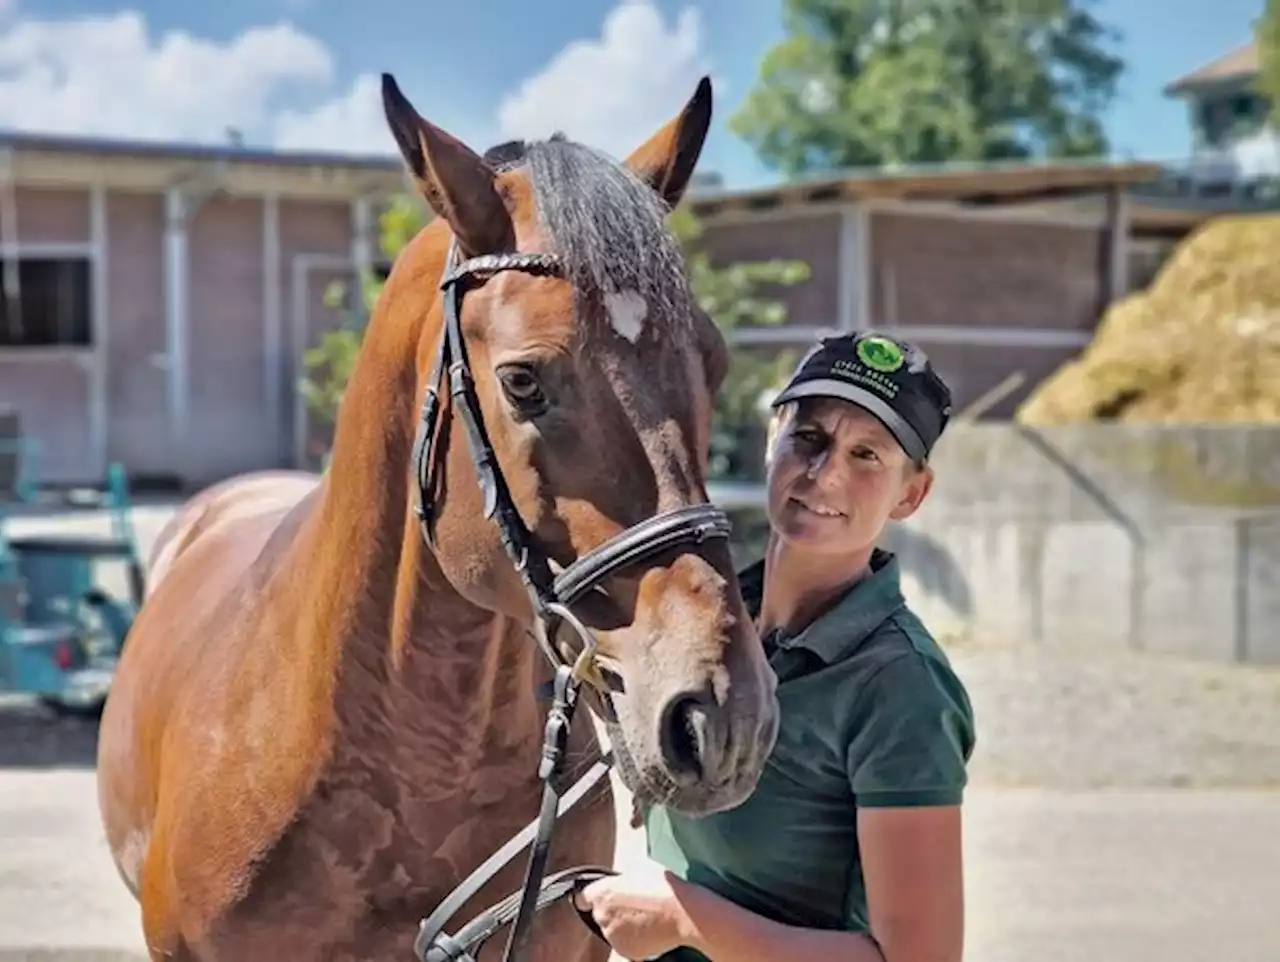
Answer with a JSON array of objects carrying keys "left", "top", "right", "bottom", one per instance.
[{"left": 844, "top": 651, "right": 976, "bottom": 808}]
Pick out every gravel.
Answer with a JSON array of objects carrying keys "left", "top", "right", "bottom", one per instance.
[
  {"left": 948, "top": 641, "right": 1280, "bottom": 789},
  {"left": 3, "top": 503, "right": 1280, "bottom": 961},
  {"left": 10, "top": 499, "right": 1280, "bottom": 789}
]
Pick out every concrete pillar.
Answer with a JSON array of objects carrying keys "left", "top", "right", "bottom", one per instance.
[
  {"left": 1105, "top": 185, "right": 1131, "bottom": 306},
  {"left": 163, "top": 187, "right": 189, "bottom": 481},
  {"left": 262, "top": 193, "right": 282, "bottom": 464}
]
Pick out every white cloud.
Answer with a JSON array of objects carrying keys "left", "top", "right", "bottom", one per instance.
[
  {"left": 0, "top": 9, "right": 393, "bottom": 154},
  {"left": 273, "top": 72, "right": 394, "bottom": 154},
  {"left": 0, "top": 2, "right": 718, "bottom": 161},
  {"left": 495, "top": 0, "right": 716, "bottom": 161}
]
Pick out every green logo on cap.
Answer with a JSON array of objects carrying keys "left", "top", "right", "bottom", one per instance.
[{"left": 856, "top": 335, "right": 905, "bottom": 373}]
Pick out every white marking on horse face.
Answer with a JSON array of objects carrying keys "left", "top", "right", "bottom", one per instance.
[
  {"left": 490, "top": 300, "right": 526, "bottom": 343},
  {"left": 489, "top": 273, "right": 527, "bottom": 340},
  {"left": 605, "top": 290, "right": 647, "bottom": 343}
]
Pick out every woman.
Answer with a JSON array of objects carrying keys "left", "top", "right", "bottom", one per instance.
[{"left": 577, "top": 331, "right": 976, "bottom": 962}]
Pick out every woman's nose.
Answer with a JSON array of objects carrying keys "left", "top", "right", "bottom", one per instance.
[{"left": 806, "top": 450, "right": 842, "bottom": 487}]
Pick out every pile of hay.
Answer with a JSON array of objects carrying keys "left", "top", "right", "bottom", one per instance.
[{"left": 1016, "top": 214, "right": 1280, "bottom": 424}]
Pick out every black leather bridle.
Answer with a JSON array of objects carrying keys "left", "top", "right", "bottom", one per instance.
[{"left": 410, "top": 239, "right": 734, "bottom": 962}]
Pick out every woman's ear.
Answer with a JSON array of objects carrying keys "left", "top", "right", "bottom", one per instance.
[{"left": 889, "top": 464, "right": 935, "bottom": 521}]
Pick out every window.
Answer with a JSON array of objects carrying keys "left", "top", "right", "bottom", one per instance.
[
  {"left": 0, "top": 257, "right": 93, "bottom": 348},
  {"left": 1196, "top": 97, "right": 1230, "bottom": 147},
  {"left": 1232, "top": 93, "right": 1263, "bottom": 120}
]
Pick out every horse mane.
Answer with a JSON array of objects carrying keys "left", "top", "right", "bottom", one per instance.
[
  {"left": 480, "top": 132, "right": 695, "bottom": 331},
  {"left": 482, "top": 137, "right": 546, "bottom": 169}
]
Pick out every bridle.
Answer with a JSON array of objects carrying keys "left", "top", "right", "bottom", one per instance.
[{"left": 410, "top": 239, "right": 734, "bottom": 962}]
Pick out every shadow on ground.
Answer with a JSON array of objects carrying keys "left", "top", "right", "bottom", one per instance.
[{"left": 0, "top": 701, "right": 99, "bottom": 769}]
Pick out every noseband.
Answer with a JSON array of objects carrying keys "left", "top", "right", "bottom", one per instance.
[{"left": 410, "top": 240, "right": 734, "bottom": 962}]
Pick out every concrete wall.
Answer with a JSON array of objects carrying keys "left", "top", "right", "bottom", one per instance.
[{"left": 892, "top": 423, "right": 1280, "bottom": 665}]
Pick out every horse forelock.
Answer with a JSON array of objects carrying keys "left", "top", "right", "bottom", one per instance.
[
  {"left": 391, "top": 135, "right": 698, "bottom": 369},
  {"left": 504, "top": 135, "right": 706, "bottom": 436},
  {"left": 527, "top": 138, "right": 694, "bottom": 334},
  {"left": 479, "top": 136, "right": 694, "bottom": 343}
]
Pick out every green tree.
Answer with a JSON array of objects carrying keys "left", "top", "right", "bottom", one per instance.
[
  {"left": 668, "top": 207, "right": 809, "bottom": 479},
  {"left": 298, "top": 195, "right": 429, "bottom": 446},
  {"left": 730, "top": 0, "right": 1125, "bottom": 176},
  {"left": 1256, "top": 0, "right": 1280, "bottom": 123},
  {"left": 299, "top": 199, "right": 808, "bottom": 480}
]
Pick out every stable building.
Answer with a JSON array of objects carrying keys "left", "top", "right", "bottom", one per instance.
[
  {"left": 0, "top": 132, "right": 403, "bottom": 487},
  {"left": 0, "top": 130, "right": 1232, "bottom": 489}
]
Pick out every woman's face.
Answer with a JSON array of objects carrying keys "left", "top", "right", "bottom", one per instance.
[{"left": 766, "top": 397, "right": 933, "bottom": 556}]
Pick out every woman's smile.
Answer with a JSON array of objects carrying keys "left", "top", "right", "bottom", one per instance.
[{"left": 789, "top": 494, "right": 846, "bottom": 519}]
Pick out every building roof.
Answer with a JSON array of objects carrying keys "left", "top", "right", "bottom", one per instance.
[
  {"left": 0, "top": 127, "right": 1162, "bottom": 211},
  {"left": 1164, "top": 41, "right": 1260, "bottom": 96},
  {"left": 0, "top": 128, "right": 403, "bottom": 174},
  {"left": 0, "top": 128, "right": 408, "bottom": 199},
  {"left": 685, "top": 157, "right": 1164, "bottom": 218}
]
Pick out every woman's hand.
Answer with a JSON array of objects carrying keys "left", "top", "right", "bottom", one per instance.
[
  {"left": 575, "top": 862, "right": 695, "bottom": 960},
  {"left": 575, "top": 861, "right": 888, "bottom": 962}
]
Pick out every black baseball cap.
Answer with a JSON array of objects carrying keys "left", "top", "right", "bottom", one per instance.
[{"left": 770, "top": 331, "right": 954, "bottom": 462}]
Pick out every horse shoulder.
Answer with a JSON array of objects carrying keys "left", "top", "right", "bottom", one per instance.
[
  {"left": 146, "top": 472, "right": 320, "bottom": 588},
  {"left": 112, "top": 475, "right": 334, "bottom": 947}
]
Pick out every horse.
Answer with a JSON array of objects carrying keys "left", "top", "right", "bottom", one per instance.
[{"left": 96, "top": 72, "right": 781, "bottom": 962}]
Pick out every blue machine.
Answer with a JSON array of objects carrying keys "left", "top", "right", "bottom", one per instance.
[{"left": 0, "top": 423, "right": 144, "bottom": 716}]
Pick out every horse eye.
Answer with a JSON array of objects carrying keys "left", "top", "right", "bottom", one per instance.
[{"left": 497, "top": 365, "right": 546, "bottom": 411}]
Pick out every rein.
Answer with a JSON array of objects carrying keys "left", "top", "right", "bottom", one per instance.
[{"left": 410, "top": 240, "right": 733, "bottom": 962}]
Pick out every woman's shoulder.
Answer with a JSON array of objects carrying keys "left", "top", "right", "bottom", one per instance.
[
  {"left": 855, "top": 605, "right": 973, "bottom": 721},
  {"left": 838, "top": 613, "right": 977, "bottom": 805}
]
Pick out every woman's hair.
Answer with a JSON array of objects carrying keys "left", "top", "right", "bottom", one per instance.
[{"left": 764, "top": 400, "right": 796, "bottom": 467}]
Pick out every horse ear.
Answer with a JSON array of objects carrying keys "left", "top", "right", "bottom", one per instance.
[
  {"left": 380, "top": 73, "right": 513, "bottom": 256},
  {"left": 623, "top": 76, "right": 713, "bottom": 209}
]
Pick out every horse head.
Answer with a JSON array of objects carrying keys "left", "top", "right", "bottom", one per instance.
[{"left": 376, "top": 74, "right": 778, "bottom": 816}]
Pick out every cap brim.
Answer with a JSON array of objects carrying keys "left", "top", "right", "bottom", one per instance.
[{"left": 771, "top": 378, "right": 927, "bottom": 462}]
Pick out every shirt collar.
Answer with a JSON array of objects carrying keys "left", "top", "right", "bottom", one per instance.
[{"left": 739, "top": 548, "right": 906, "bottom": 665}]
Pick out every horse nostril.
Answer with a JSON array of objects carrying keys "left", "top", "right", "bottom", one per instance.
[{"left": 659, "top": 694, "right": 708, "bottom": 781}]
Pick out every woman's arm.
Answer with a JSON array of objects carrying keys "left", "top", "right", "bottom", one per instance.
[
  {"left": 842, "top": 650, "right": 973, "bottom": 962},
  {"left": 576, "top": 863, "right": 885, "bottom": 961},
  {"left": 672, "top": 875, "right": 886, "bottom": 962},
  {"left": 858, "top": 804, "right": 965, "bottom": 962},
  {"left": 580, "top": 806, "right": 964, "bottom": 962},
  {"left": 673, "top": 804, "right": 964, "bottom": 962}
]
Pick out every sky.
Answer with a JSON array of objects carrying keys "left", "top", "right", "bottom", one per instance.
[{"left": 0, "top": 0, "right": 1268, "bottom": 189}]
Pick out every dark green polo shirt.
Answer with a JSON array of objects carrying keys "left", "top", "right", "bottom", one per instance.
[{"left": 644, "top": 549, "right": 975, "bottom": 960}]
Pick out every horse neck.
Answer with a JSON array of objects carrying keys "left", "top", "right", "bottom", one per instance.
[{"left": 301, "top": 262, "right": 545, "bottom": 770}]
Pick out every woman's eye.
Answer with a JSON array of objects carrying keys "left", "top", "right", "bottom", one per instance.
[
  {"left": 794, "top": 428, "right": 824, "bottom": 447},
  {"left": 497, "top": 365, "right": 547, "bottom": 411}
]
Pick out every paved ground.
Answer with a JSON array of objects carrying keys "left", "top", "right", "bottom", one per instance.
[
  {"left": 951, "top": 641, "right": 1280, "bottom": 790},
  {"left": 2, "top": 502, "right": 1279, "bottom": 960},
  {"left": 3, "top": 747, "right": 1278, "bottom": 962}
]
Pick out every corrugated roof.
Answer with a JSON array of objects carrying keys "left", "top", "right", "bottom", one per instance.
[
  {"left": 0, "top": 128, "right": 403, "bottom": 173},
  {"left": 1164, "top": 41, "right": 1260, "bottom": 96},
  {"left": 0, "top": 128, "right": 1161, "bottom": 211},
  {"left": 686, "top": 158, "right": 1164, "bottom": 217}
]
